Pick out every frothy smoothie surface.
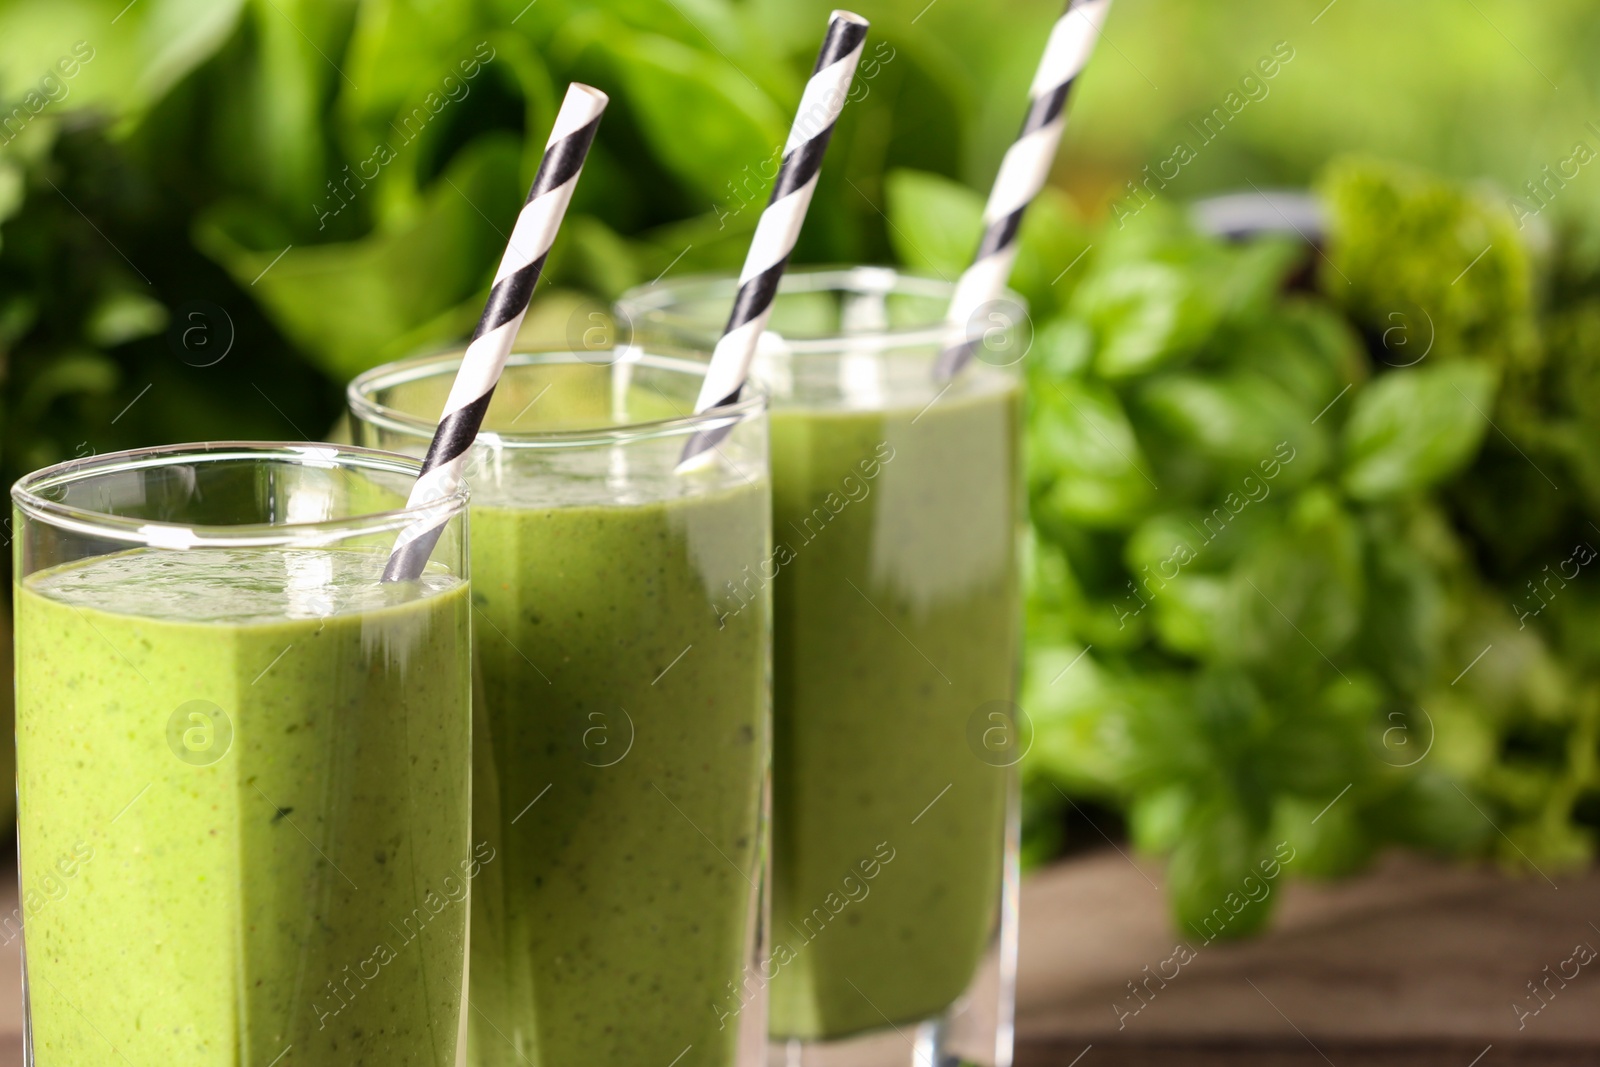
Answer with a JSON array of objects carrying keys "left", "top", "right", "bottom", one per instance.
[
  {"left": 29, "top": 543, "right": 458, "bottom": 620},
  {"left": 16, "top": 546, "right": 472, "bottom": 1066}
]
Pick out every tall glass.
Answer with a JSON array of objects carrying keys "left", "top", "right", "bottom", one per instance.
[
  {"left": 12, "top": 442, "right": 473, "bottom": 1066},
  {"left": 349, "top": 350, "right": 773, "bottom": 1067},
  {"left": 617, "top": 269, "right": 1027, "bottom": 1067}
]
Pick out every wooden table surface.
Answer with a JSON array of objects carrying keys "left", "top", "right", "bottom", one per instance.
[
  {"left": 1016, "top": 849, "right": 1597, "bottom": 1066},
  {"left": 0, "top": 849, "right": 1590, "bottom": 1065}
]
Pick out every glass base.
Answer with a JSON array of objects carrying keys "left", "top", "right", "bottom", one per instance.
[
  {"left": 766, "top": 915, "right": 1015, "bottom": 1067},
  {"left": 767, "top": 966, "right": 1009, "bottom": 1067}
]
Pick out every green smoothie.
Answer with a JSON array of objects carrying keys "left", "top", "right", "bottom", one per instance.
[
  {"left": 766, "top": 370, "right": 1022, "bottom": 1039},
  {"left": 16, "top": 546, "right": 471, "bottom": 1066},
  {"left": 464, "top": 473, "right": 771, "bottom": 1067}
]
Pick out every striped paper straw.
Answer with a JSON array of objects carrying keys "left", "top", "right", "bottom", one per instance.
[
  {"left": 679, "top": 10, "right": 870, "bottom": 466},
  {"left": 933, "top": 0, "right": 1112, "bottom": 382},
  {"left": 383, "top": 83, "right": 607, "bottom": 582}
]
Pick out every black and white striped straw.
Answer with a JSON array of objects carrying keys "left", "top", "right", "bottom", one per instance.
[
  {"left": 383, "top": 83, "right": 607, "bottom": 582},
  {"left": 679, "top": 10, "right": 870, "bottom": 466},
  {"left": 933, "top": 0, "right": 1112, "bottom": 382}
]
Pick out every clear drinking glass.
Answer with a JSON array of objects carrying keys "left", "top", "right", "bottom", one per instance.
[
  {"left": 11, "top": 442, "right": 473, "bottom": 1067},
  {"left": 617, "top": 268, "right": 1028, "bottom": 1067},
  {"left": 349, "top": 349, "right": 774, "bottom": 1067}
]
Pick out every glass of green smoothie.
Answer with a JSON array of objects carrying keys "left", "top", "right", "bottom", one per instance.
[
  {"left": 348, "top": 348, "right": 773, "bottom": 1067},
  {"left": 616, "top": 268, "right": 1027, "bottom": 1067},
  {"left": 11, "top": 441, "right": 475, "bottom": 1067}
]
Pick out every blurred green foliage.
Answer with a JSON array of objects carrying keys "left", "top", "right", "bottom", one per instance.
[
  {"left": 886, "top": 157, "right": 1600, "bottom": 938},
  {"left": 0, "top": 0, "right": 1071, "bottom": 479},
  {"left": 1061, "top": 0, "right": 1600, "bottom": 217},
  {"left": 3, "top": 0, "right": 1597, "bottom": 480}
]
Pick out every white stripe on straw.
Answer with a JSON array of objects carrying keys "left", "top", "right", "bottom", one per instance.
[
  {"left": 383, "top": 83, "right": 608, "bottom": 582},
  {"left": 678, "top": 10, "right": 870, "bottom": 467},
  {"left": 934, "top": 0, "right": 1111, "bottom": 381}
]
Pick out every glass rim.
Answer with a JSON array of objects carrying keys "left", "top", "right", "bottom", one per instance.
[
  {"left": 10, "top": 441, "right": 467, "bottom": 550},
  {"left": 614, "top": 265, "right": 1028, "bottom": 355},
  {"left": 347, "top": 348, "right": 766, "bottom": 450}
]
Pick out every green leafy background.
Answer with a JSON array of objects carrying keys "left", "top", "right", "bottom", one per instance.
[{"left": 3, "top": 0, "right": 1600, "bottom": 935}]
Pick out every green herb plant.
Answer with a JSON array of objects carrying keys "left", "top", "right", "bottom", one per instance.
[{"left": 889, "top": 156, "right": 1600, "bottom": 939}]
